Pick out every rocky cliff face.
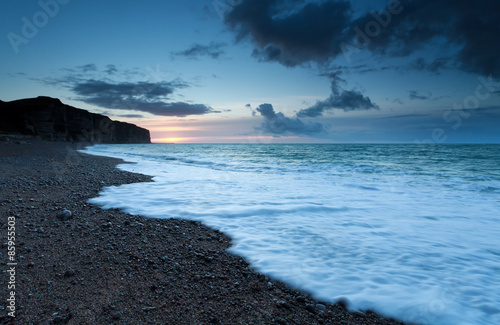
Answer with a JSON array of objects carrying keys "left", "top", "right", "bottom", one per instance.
[{"left": 0, "top": 97, "right": 151, "bottom": 144}]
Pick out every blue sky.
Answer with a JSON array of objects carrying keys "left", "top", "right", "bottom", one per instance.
[{"left": 1, "top": 0, "right": 499, "bottom": 143}]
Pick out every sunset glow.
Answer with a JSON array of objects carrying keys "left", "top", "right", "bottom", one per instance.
[{"left": 154, "top": 138, "right": 184, "bottom": 143}]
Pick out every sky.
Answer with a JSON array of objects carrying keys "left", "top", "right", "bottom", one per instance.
[{"left": 1, "top": 0, "right": 499, "bottom": 143}]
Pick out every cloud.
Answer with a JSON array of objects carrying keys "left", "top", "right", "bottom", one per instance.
[
  {"left": 409, "top": 57, "right": 449, "bottom": 74},
  {"left": 348, "top": 0, "right": 500, "bottom": 77},
  {"left": 171, "top": 42, "right": 226, "bottom": 60},
  {"left": 116, "top": 114, "right": 145, "bottom": 118},
  {"left": 297, "top": 90, "right": 379, "bottom": 117},
  {"left": 225, "top": 0, "right": 352, "bottom": 67},
  {"left": 297, "top": 72, "right": 379, "bottom": 117},
  {"left": 37, "top": 65, "right": 218, "bottom": 117},
  {"left": 381, "top": 113, "right": 432, "bottom": 120},
  {"left": 78, "top": 95, "right": 215, "bottom": 117},
  {"left": 407, "top": 90, "right": 448, "bottom": 102},
  {"left": 225, "top": 0, "right": 500, "bottom": 119},
  {"left": 255, "top": 103, "right": 325, "bottom": 136},
  {"left": 105, "top": 64, "right": 118, "bottom": 75},
  {"left": 225, "top": 0, "right": 500, "bottom": 77},
  {"left": 76, "top": 64, "right": 97, "bottom": 73},
  {"left": 408, "top": 90, "right": 431, "bottom": 101},
  {"left": 71, "top": 79, "right": 215, "bottom": 117},
  {"left": 72, "top": 79, "right": 182, "bottom": 100}
]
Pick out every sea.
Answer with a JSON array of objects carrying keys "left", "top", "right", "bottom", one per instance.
[{"left": 82, "top": 144, "right": 500, "bottom": 325}]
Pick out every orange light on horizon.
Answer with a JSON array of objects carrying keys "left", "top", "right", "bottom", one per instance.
[
  {"left": 151, "top": 135, "right": 311, "bottom": 144},
  {"left": 154, "top": 138, "right": 184, "bottom": 143}
]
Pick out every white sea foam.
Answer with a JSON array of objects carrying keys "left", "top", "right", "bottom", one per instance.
[{"left": 83, "top": 144, "right": 500, "bottom": 325}]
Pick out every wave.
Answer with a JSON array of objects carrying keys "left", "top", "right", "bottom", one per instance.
[{"left": 82, "top": 144, "right": 500, "bottom": 325}]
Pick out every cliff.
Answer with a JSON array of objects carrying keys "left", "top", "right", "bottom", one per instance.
[{"left": 0, "top": 97, "right": 151, "bottom": 144}]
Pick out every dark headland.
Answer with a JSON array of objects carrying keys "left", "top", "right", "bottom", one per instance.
[
  {"left": 0, "top": 99, "right": 406, "bottom": 324},
  {"left": 0, "top": 97, "right": 150, "bottom": 144}
]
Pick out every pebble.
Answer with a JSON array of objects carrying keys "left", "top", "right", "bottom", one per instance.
[
  {"left": 316, "top": 303, "right": 326, "bottom": 312},
  {"left": 296, "top": 296, "right": 306, "bottom": 303},
  {"left": 306, "top": 304, "right": 316, "bottom": 313},
  {"left": 110, "top": 311, "right": 122, "bottom": 320},
  {"left": 353, "top": 310, "right": 367, "bottom": 317},
  {"left": 64, "top": 269, "right": 76, "bottom": 277},
  {"left": 277, "top": 301, "right": 292, "bottom": 309},
  {"left": 56, "top": 209, "right": 73, "bottom": 221}
]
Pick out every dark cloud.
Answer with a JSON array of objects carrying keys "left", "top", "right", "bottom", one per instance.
[
  {"left": 71, "top": 79, "right": 215, "bottom": 117},
  {"left": 72, "top": 80, "right": 183, "bottom": 100},
  {"left": 37, "top": 65, "right": 217, "bottom": 117},
  {"left": 297, "top": 89, "right": 379, "bottom": 117},
  {"left": 225, "top": 0, "right": 352, "bottom": 67},
  {"left": 297, "top": 72, "right": 379, "bottom": 117},
  {"left": 255, "top": 103, "right": 325, "bottom": 135},
  {"left": 172, "top": 42, "right": 226, "bottom": 60},
  {"left": 451, "top": 5, "right": 500, "bottom": 78},
  {"left": 225, "top": 0, "right": 500, "bottom": 77},
  {"left": 79, "top": 95, "right": 215, "bottom": 117},
  {"left": 256, "top": 103, "right": 277, "bottom": 118},
  {"left": 347, "top": 0, "right": 500, "bottom": 77}
]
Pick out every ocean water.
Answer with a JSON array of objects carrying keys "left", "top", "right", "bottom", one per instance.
[{"left": 82, "top": 144, "right": 500, "bottom": 325}]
